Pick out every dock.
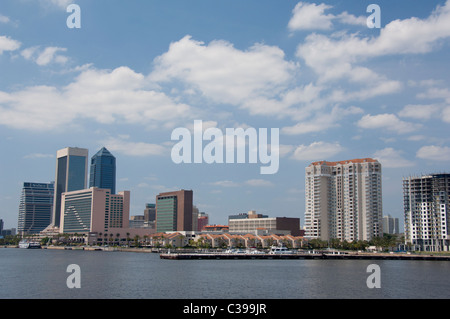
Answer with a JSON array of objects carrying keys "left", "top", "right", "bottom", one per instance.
[{"left": 160, "top": 252, "right": 450, "bottom": 261}]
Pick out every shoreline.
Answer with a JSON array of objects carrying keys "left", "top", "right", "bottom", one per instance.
[
  {"left": 4, "top": 245, "right": 450, "bottom": 261},
  {"left": 160, "top": 252, "right": 450, "bottom": 261}
]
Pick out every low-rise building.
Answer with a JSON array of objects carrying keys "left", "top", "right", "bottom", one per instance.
[
  {"left": 228, "top": 211, "right": 301, "bottom": 236},
  {"left": 196, "top": 233, "right": 304, "bottom": 249}
]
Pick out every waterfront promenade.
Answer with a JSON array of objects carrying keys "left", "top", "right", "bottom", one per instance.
[
  {"left": 4, "top": 245, "right": 450, "bottom": 261},
  {"left": 160, "top": 251, "right": 450, "bottom": 261}
]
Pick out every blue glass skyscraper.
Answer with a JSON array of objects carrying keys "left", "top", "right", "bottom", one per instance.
[{"left": 89, "top": 147, "right": 116, "bottom": 194}]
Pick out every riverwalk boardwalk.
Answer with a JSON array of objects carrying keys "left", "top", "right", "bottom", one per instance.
[{"left": 160, "top": 252, "right": 450, "bottom": 261}]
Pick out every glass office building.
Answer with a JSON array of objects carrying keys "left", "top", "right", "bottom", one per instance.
[
  {"left": 52, "top": 147, "right": 89, "bottom": 227},
  {"left": 89, "top": 147, "right": 116, "bottom": 194},
  {"left": 156, "top": 190, "right": 193, "bottom": 232},
  {"left": 156, "top": 196, "right": 178, "bottom": 232},
  {"left": 18, "top": 182, "right": 54, "bottom": 235},
  {"left": 61, "top": 189, "right": 94, "bottom": 233}
]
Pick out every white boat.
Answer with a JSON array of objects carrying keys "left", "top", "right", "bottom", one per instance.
[
  {"left": 269, "top": 245, "right": 293, "bottom": 254},
  {"left": 322, "top": 250, "right": 348, "bottom": 256},
  {"left": 246, "top": 248, "right": 265, "bottom": 254},
  {"left": 19, "top": 240, "right": 41, "bottom": 249},
  {"left": 225, "top": 248, "right": 246, "bottom": 254}
]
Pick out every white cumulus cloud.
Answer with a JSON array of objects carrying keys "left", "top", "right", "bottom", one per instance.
[
  {"left": 21, "top": 46, "right": 68, "bottom": 66},
  {"left": 291, "top": 141, "right": 344, "bottom": 161},
  {"left": 0, "top": 35, "right": 21, "bottom": 54},
  {"left": 416, "top": 145, "right": 450, "bottom": 161},
  {"left": 373, "top": 148, "right": 415, "bottom": 168},
  {"left": 0, "top": 66, "right": 192, "bottom": 131},
  {"left": 150, "top": 35, "right": 298, "bottom": 107},
  {"left": 357, "top": 113, "right": 422, "bottom": 134}
]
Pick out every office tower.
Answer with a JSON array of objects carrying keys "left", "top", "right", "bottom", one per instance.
[
  {"left": 17, "top": 182, "right": 54, "bottom": 235},
  {"left": 192, "top": 205, "right": 199, "bottom": 232},
  {"left": 156, "top": 190, "right": 193, "bottom": 232},
  {"left": 60, "top": 187, "right": 130, "bottom": 234},
  {"left": 305, "top": 158, "right": 382, "bottom": 241},
  {"left": 52, "top": 147, "right": 89, "bottom": 227},
  {"left": 383, "top": 214, "right": 399, "bottom": 235},
  {"left": 144, "top": 203, "right": 156, "bottom": 222},
  {"left": 89, "top": 147, "right": 116, "bottom": 194},
  {"left": 197, "top": 212, "right": 209, "bottom": 231},
  {"left": 129, "top": 215, "right": 145, "bottom": 228},
  {"left": 403, "top": 174, "right": 450, "bottom": 251},
  {"left": 228, "top": 211, "right": 301, "bottom": 236},
  {"left": 0, "top": 219, "right": 3, "bottom": 235}
]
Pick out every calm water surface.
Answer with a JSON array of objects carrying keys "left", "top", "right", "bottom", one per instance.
[{"left": 1, "top": 248, "right": 449, "bottom": 299}]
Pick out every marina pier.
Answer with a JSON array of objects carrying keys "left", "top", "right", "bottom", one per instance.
[{"left": 160, "top": 252, "right": 450, "bottom": 261}]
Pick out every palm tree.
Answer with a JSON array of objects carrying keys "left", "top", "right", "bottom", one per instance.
[{"left": 134, "top": 235, "right": 140, "bottom": 247}]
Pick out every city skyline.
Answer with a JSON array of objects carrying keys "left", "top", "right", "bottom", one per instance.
[{"left": 1, "top": 1, "right": 450, "bottom": 231}]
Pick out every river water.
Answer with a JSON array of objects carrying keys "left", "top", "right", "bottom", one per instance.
[{"left": 1, "top": 248, "right": 449, "bottom": 299}]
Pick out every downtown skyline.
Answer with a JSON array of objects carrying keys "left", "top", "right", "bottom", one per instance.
[{"left": 1, "top": 0, "right": 450, "bottom": 231}]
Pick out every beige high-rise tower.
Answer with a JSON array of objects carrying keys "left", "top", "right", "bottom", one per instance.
[{"left": 305, "top": 158, "right": 382, "bottom": 241}]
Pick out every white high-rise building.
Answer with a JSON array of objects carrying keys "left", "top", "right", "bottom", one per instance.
[{"left": 305, "top": 158, "right": 382, "bottom": 241}]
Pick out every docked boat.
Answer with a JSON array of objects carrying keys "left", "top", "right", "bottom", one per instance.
[
  {"left": 225, "top": 248, "right": 246, "bottom": 254},
  {"left": 322, "top": 250, "right": 348, "bottom": 256},
  {"left": 246, "top": 248, "right": 265, "bottom": 254},
  {"left": 269, "top": 245, "right": 293, "bottom": 254},
  {"left": 18, "top": 240, "right": 41, "bottom": 249}
]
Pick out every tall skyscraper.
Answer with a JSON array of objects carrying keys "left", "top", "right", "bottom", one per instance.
[
  {"left": 89, "top": 147, "right": 116, "bottom": 194},
  {"left": 305, "top": 158, "right": 382, "bottom": 241},
  {"left": 18, "top": 182, "right": 54, "bottom": 235},
  {"left": 52, "top": 147, "right": 89, "bottom": 227},
  {"left": 156, "top": 190, "right": 193, "bottom": 232},
  {"left": 403, "top": 174, "right": 450, "bottom": 251}
]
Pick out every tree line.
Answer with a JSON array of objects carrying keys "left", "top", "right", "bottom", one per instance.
[{"left": 306, "top": 234, "right": 404, "bottom": 251}]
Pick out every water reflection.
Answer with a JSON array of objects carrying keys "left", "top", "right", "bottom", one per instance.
[{"left": 1, "top": 249, "right": 450, "bottom": 299}]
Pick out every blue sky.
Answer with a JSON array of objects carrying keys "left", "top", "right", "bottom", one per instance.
[{"left": 1, "top": 0, "right": 450, "bottom": 232}]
